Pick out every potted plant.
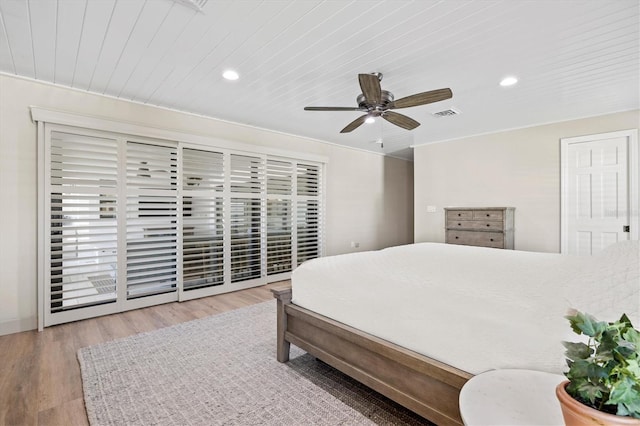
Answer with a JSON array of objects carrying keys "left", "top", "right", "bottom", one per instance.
[{"left": 556, "top": 310, "right": 640, "bottom": 425}]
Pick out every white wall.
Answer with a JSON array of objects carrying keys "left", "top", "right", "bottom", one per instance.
[
  {"left": 0, "top": 74, "right": 414, "bottom": 335},
  {"left": 414, "top": 110, "right": 640, "bottom": 253}
]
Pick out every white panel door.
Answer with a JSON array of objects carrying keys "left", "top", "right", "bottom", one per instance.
[{"left": 562, "top": 130, "right": 639, "bottom": 255}]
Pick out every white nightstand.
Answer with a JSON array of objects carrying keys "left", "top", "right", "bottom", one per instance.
[{"left": 459, "top": 369, "right": 565, "bottom": 426}]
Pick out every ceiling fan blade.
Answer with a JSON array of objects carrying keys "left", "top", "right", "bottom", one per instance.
[
  {"left": 392, "top": 88, "right": 452, "bottom": 109},
  {"left": 304, "top": 106, "right": 363, "bottom": 111},
  {"left": 340, "top": 115, "right": 368, "bottom": 133},
  {"left": 358, "top": 73, "right": 382, "bottom": 104},
  {"left": 382, "top": 111, "right": 420, "bottom": 130}
]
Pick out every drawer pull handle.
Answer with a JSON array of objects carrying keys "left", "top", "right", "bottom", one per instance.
[
  {"left": 455, "top": 236, "right": 459, "bottom": 239},
  {"left": 458, "top": 223, "right": 461, "bottom": 226},
  {"left": 490, "top": 238, "right": 494, "bottom": 241},
  {"left": 486, "top": 214, "right": 490, "bottom": 217},
  {"left": 458, "top": 213, "right": 461, "bottom": 216},
  {"left": 486, "top": 224, "right": 490, "bottom": 227}
]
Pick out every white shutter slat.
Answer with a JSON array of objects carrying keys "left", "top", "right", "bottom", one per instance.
[
  {"left": 51, "top": 168, "right": 118, "bottom": 180},
  {"left": 127, "top": 253, "right": 177, "bottom": 264},
  {"left": 50, "top": 153, "right": 118, "bottom": 166}
]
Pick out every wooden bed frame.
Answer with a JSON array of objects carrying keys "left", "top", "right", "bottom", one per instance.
[{"left": 272, "top": 286, "right": 473, "bottom": 426}]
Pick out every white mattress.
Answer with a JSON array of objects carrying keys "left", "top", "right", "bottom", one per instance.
[{"left": 291, "top": 241, "right": 640, "bottom": 375}]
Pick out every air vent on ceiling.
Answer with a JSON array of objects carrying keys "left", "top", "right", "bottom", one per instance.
[
  {"left": 432, "top": 107, "right": 461, "bottom": 118},
  {"left": 173, "top": 0, "right": 208, "bottom": 12}
]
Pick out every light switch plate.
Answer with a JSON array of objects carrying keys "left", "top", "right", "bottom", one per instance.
[{"left": 427, "top": 206, "right": 437, "bottom": 213}]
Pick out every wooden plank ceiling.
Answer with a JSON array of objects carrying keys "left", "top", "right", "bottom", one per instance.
[{"left": 0, "top": 0, "right": 638, "bottom": 159}]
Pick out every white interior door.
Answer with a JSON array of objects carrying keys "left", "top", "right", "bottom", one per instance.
[{"left": 561, "top": 129, "right": 639, "bottom": 255}]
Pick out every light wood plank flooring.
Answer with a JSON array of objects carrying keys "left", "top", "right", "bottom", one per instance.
[{"left": 0, "top": 282, "right": 288, "bottom": 426}]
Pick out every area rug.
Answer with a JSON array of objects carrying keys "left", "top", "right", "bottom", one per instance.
[{"left": 78, "top": 301, "right": 432, "bottom": 425}]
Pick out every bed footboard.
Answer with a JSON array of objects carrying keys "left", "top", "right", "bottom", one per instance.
[
  {"left": 271, "top": 286, "right": 472, "bottom": 426},
  {"left": 272, "top": 286, "right": 292, "bottom": 362}
]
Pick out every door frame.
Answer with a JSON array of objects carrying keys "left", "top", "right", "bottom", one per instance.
[{"left": 560, "top": 129, "right": 639, "bottom": 254}]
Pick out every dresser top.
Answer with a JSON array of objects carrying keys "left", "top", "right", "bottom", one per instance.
[{"left": 444, "top": 207, "right": 515, "bottom": 211}]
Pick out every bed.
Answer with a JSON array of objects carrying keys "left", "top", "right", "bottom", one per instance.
[{"left": 272, "top": 242, "right": 640, "bottom": 425}]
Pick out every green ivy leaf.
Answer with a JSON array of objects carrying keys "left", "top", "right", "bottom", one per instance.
[
  {"left": 617, "top": 404, "right": 632, "bottom": 417},
  {"left": 598, "top": 329, "right": 618, "bottom": 357},
  {"left": 563, "top": 341, "right": 593, "bottom": 360},
  {"left": 623, "top": 327, "right": 640, "bottom": 351},
  {"left": 617, "top": 400, "right": 640, "bottom": 419},
  {"left": 583, "top": 319, "right": 607, "bottom": 338},
  {"left": 567, "top": 311, "right": 607, "bottom": 338},
  {"left": 601, "top": 360, "right": 617, "bottom": 377},
  {"left": 607, "top": 376, "right": 639, "bottom": 405},
  {"left": 616, "top": 341, "right": 637, "bottom": 359},
  {"left": 620, "top": 400, "right": 640, "bottom": 419},
  {"left": 625, "top": 359, "right": 640, "bottom": 377},
  {"left": 619, "top": 313, "right": 634, "bottom": 329},
  {"left": 566, "top": 359, "right": 591, "bottom": 380},
  {"left": 588, "top": 363, "right": 609, "bottom": 381},
  {"left": 576, "top": 381, "right": 606, "bottom": 404},
  {"left": 609, "top": 377, "right": 640, "bottom": 418}
]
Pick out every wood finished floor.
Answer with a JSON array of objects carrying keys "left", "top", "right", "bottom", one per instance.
[{"left": 0, "top": 282, "right": 288, "bottom": 426}]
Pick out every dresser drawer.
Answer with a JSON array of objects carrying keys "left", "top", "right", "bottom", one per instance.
[
  {"left": 447, "top": 220, "right": 504, "bottom": 231},
  {"left": 472, "top": 210, "right": 504, "bottom": 221},
  {"left": 446, "top": 230, "right": 504, "bottom": 248},
  {"left": 446, "top": 210, "right": 473, "bottom": 220}
]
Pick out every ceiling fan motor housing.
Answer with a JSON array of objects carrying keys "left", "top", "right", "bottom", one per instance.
[{"left": 357, "top": 90, "right": 394, "bottom": 113}]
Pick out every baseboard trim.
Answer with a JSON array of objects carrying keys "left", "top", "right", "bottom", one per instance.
[{"left": 0, "top": 317, "right": 37, "bottom": 336}]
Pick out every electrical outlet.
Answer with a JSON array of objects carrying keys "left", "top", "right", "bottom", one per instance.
[
  {"left": 350, "top": 241, "right": 360, "bottom": 248},
  {"left": 427, "top": 206, "right": 437, "bottom": 213}
]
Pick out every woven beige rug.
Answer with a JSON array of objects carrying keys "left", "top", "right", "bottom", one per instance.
[{"left": 78, "top": 301, "right": 431, "bottom": 425}]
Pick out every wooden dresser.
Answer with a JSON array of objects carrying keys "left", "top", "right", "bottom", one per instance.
[{"left": 444, "top": 207, "right": 515, "bottom": 249}]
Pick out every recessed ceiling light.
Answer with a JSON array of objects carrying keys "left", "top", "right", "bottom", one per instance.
[
  {"left": 500, "top": 76, "right": 518, "bottom": 87},
  {"left": 223, "top": 69, "right": 239, "bottom": 81},
  {"left": 365, "top": 116, "right": 375, "bottom": 124}
]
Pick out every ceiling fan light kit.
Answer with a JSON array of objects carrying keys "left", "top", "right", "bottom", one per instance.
[{"left": 304, "top": 72, "right": 453, "bottom": 134}]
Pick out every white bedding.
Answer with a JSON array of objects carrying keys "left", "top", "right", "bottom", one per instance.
[{"left": 291, "top": 241, "right": 640, "bottom": 375}]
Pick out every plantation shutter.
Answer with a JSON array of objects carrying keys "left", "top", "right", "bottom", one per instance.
[
  {"left": 229, "top": 154, "right": 265, "bottom": 283},
  {"left": 38, "top": 110, "right": 324, "bottom": 327},
  {"left": 296, "top": 163, "right": 321, "bottom": 265},
  {"left": 126, "top": 142, "right": 178, "bottom": 298},
  {"left": 182, "top": 148, "right": 225, "bottom": 290},
  {"left": 49, "top": 131, "right": 118, "bottom": 311},
  {"left": 266, "top": 160, "right": 293, "bottom": 275}
]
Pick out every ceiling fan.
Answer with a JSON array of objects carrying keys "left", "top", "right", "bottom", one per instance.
[{"left": 304, "top": 73, "right": 452, "bottom": 133}]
